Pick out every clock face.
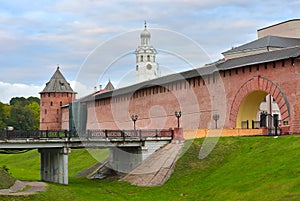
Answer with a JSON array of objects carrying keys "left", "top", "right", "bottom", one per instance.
[{"left": 147, "top": 64, "right": 152, "bottom": 70}]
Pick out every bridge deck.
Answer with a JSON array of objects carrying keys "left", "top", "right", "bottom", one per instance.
[{"left": 0, "top": 129, "right": 173, "bottom": 149}]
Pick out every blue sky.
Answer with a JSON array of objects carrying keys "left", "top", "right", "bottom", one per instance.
[{"left": 0, "top": 0, "right": 299, "bottom": 103}]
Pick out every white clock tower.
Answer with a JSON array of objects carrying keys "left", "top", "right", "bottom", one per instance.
[{"left": 135, "top": 22, "right": 158, "bottom": 82}]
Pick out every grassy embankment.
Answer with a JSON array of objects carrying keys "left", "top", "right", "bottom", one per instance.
[
  {"left": 0, "top": 166, "right": 16, "bottom": 189},
  {"left": 0, "top": 136, "right": 300, "bottom": 200}
]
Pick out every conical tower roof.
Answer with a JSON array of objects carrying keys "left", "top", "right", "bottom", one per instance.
[
  {"left": 104, "top": 80, "right": 115, "bottom": 91},
  {"left": 40, "top": 67, "right": 76, "bottom": 93}
]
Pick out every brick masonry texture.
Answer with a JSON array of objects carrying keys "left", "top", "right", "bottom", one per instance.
[{"left": 81, "top": 58, "right": 300, "bottom": 133}]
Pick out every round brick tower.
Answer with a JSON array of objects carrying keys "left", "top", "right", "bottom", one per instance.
[{"left": 40, "top": 67, "right": 76, "bottom": 130}]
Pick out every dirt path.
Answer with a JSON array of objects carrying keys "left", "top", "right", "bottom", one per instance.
[
  {"left": 120, "top": 141, "right": 183, "bottom": 186},
  {"left": 0, "top": 180, "right": 47, "bottom": 196}
]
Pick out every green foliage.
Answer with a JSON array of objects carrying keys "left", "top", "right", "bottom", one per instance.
[
  {"left": 1, "top": 136, "right": 300, "bottom": 200},
  {"left": 9, "top": 97, "right": 27, "bottom": 106},
  {"left": 10, "top": 96, "right": 40, "bottom": 106},
  {"left": 0, "top": 102, "right": 10, "bottom": 129},
  {"left": 0, "top": 96, "right": 40, "bottom": 130},
  {"left": 9, "top": 102, "right": 37, "bottom": 130},
  {"left": 27, "top": 97, "right": 40, "bottom": 105},
  {"left": 2, "top": 165, "right": 9, "bottom": 173},
  {"left": 26, "top": 102, "right": 40, "bottom": 130},
  {"left": 0, "top": 165, "right": 16, "bottom": 189}
]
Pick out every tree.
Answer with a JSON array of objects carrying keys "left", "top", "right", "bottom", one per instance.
[
  {"left": 9, "top": 102, "right": 36, "bottom": 130},
  {"left": 0, "top": 102, "right": 10, "bottom": 129},
  {"left": 27, "top": 96, "right": 40, "bottom": 105},
  {"left": 6, "top": 97, "right": 40, "bottom": 130},
  {"left": 26, "top": 102, "right": 40, "bottom": 130},
  {"left": 9, "top": 97, "right": 27, "bottom": 106}
]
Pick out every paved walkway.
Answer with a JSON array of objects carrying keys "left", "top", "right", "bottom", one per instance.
[
  {"left": 0, "top": 180, "right": 47, "bottom": 196},
  {"left": 120, "top": 141, "right": 184, "bottom": 186}
]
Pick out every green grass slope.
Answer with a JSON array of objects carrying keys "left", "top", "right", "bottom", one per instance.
[
  {"left": 0, "top": 136, "right": 300, "bottom": 201},
  {"left": 0, "top": 167, "right": 16, "bottom": 189}
]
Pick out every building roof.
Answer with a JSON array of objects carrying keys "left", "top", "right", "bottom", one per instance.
[
  {"left": 76, "top": 80, "right": 114, "bottom": 102},
  {"left": 40, "top": 67, "right": 76, "bottom": 94},
  {"left": 104, "top": 80, "right": 115, "bottom": 91},
  {"left": 87, "top": 46, "right": 300, "bottom": 102},
  {"left": 222, "top": 35, "right": 300, "bottom": 55},
  {"left": 218, "top": 46, "right": 300, "bottom": 70},
  {"left": 257, "top": 19, "right": 300, "bottom": 32}
]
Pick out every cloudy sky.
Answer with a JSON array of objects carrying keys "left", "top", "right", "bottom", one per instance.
[{"left": 0, "top": 0, "right": 299, "bottom": 103}]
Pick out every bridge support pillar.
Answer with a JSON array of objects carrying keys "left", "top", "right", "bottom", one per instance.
[
  {"left": 109, "top": 147, "right": 143, "bottom": 173},
  {"left": 38, "top": 147, "right": 71, "bottom": 185},
  {"left": 109, "top": 140, "right": 171, "bottom": 173}
]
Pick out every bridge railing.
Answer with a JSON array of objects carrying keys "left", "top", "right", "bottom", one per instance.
[
  {"left": 84, "top": 129, "right": 173, "bottom": 139},
  {"left": 0, "top": 129, "right": 173, "bottom": 140},
  {"left": 0, "top": 130, "right": 72, "bottom": 139}
]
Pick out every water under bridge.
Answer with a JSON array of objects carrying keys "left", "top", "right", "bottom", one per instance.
[{"left": 0, "top": 129, "right": 174, "bottom": 184}]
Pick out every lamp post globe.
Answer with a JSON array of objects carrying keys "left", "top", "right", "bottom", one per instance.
[
  {"left": 131, "top": 114, "right": 138, "bottom": 132},
  {"left": 174, "top": 111, "right": 182, "bottom": 128}
]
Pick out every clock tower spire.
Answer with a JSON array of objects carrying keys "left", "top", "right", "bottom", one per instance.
[{"left": 135, "top": 22, "right": 158, "bottom": 82}]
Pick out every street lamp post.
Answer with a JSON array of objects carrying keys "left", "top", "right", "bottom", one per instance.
[
  {"left": 131, "top": 114, "right": 138, "bottom": 133},
  {"left": 174, "top": 111, "right": 182, "bottom": 128},
  {"left": 213, "top": 114, "right": 220, "bottom": 129}
]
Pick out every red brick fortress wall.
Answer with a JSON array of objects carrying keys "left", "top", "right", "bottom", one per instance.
[{"left": 86, "top": 58, "right": 300, "bottom": 134}]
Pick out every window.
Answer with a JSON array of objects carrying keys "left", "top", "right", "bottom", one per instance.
[
  {"left": 147, "top": 55, "right": 150, "bottom": 61},
  {"left": 249, "top": 66, "right": 252, "bottom": 72},
  {"left": 141, "top": 55, "right": 143, "bottom": 62},
  {"left": 57, "top": 109, "right": 59, "bottom": 114},
  {"left": 264, "top": 63, "right": 268, "bottom": 69},
  {"left": 50, "top": 101, "right": 53, "bottom": 106},
  {"left": 60, "top": 101, "right": 62, "bottom": 106},
  {"left": 45, "top": 109, "right": 47, "bottom": 114},
  {"left": 136, "top": 65, "right": 138, "bottom": 71},
  {"left": 48, "top": 93, "right": 50, "bottom": 97},
  {"left": 282, "top": 60, "right": 285, "bottom": 67}
]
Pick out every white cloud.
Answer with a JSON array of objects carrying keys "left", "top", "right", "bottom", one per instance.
[
  {"left": 69, "top": 80, "right": 94, "bottom": 98},
  {"left": 0, "top": 0, "right": 299, "bottom": 90},
  {"left": 0, "top": 81, "right": 43, "bottom": 104},
  {"left": 0, "top": 80, "right": 96, "bottom": 104}
]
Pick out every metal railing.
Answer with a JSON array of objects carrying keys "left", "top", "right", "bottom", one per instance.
[
  {"left": 252, "top": 120, "right": 260, "bottom": 129},
  {"left": 0, "top": 129, "right": 173, "bottom": 140}
]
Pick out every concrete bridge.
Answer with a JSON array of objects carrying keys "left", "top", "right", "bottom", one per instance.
[{"left": 0, "top": 129, "right": 174, "bottom": 185}]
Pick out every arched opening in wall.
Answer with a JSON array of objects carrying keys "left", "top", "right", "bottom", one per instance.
[
  {"left": 230, "top": 76, "right": 290, "bottom": 134},
  {"left": 236, "top": 90, "right": 282, "bottom": 133}
]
